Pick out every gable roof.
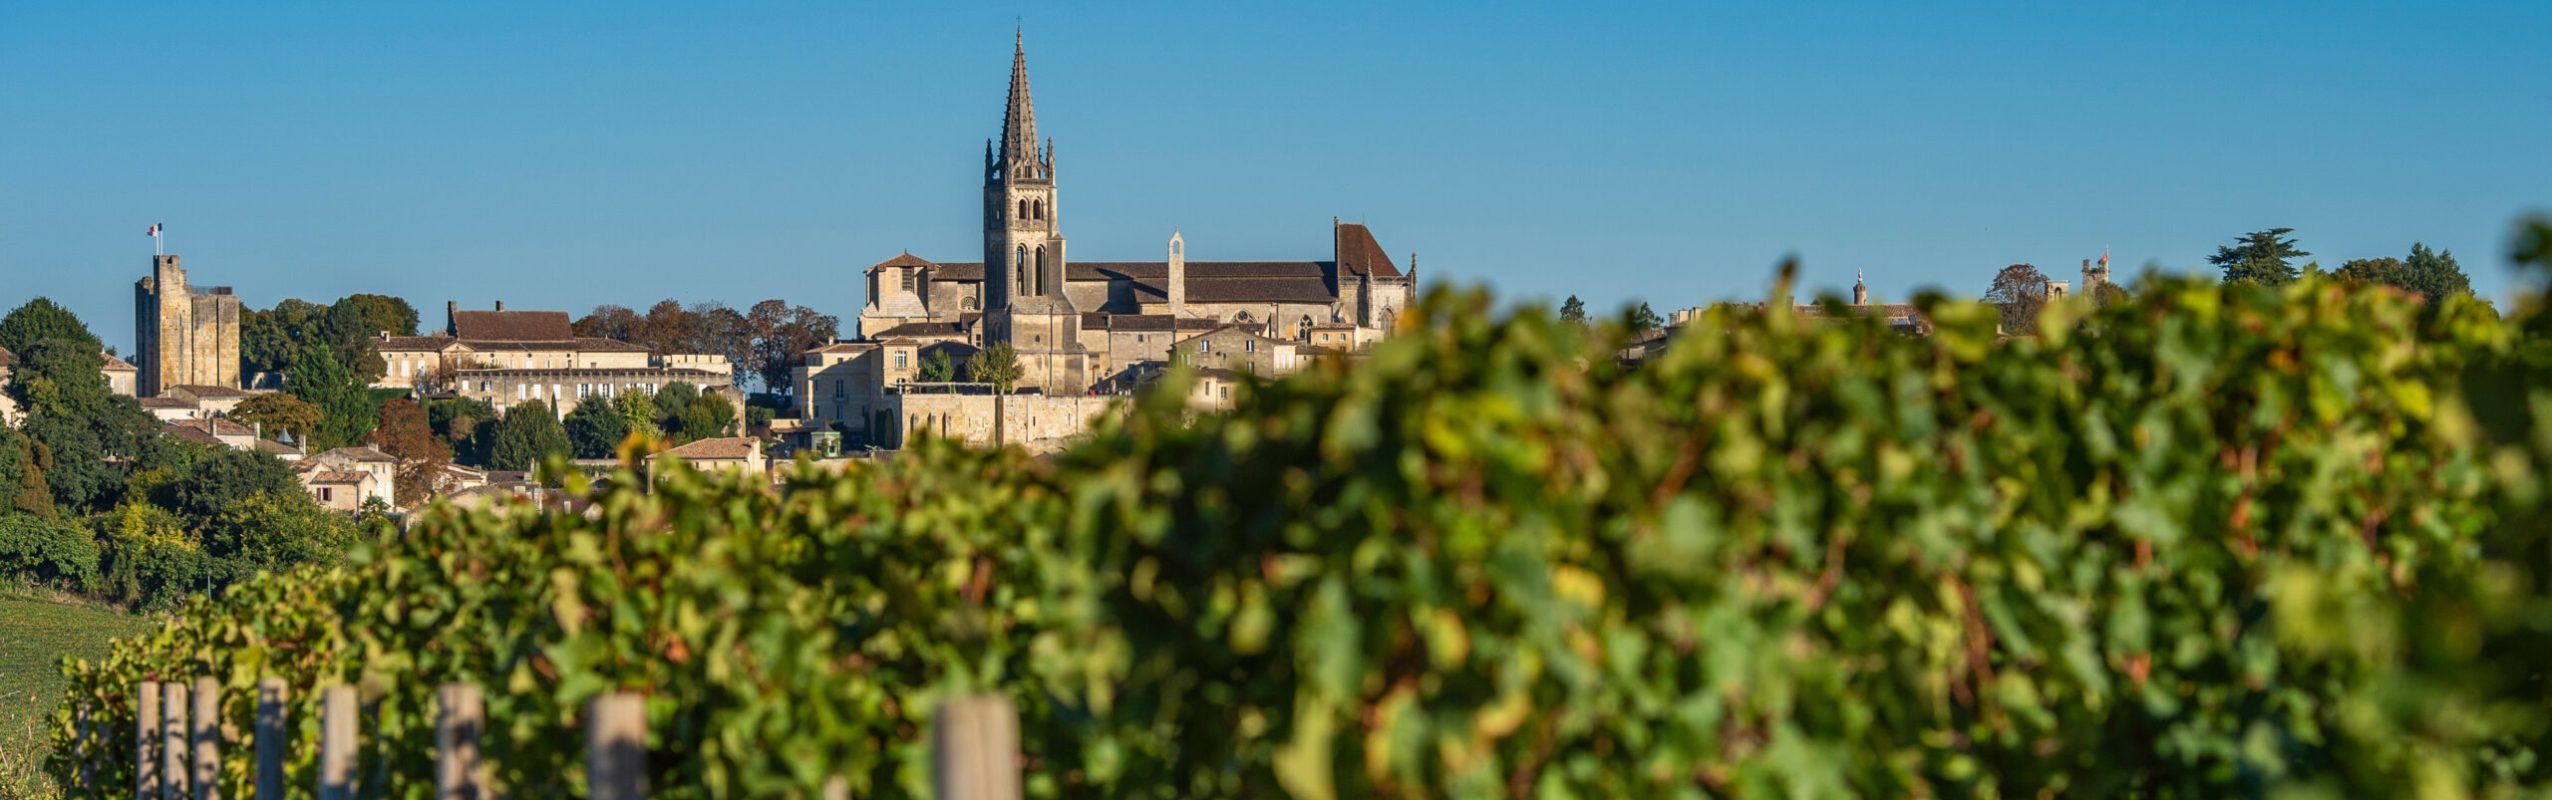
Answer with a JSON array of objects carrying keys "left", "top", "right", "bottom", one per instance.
[
  {"left": 317, "top": 445, "right": 399, "bottom": 463},
  {"left": 161, "top": 421, "right": 225, "bottom": 446},
  {"left": 169, "top": 416, "right": 255, "bottom": 437},
  {"left": 304, "top": 470, "right": 371, "bottom": 485},
  {"left": 450, "top": 310, "right": 575, "bottom": 341},
  {"left": 868, "top": 321, "right": 970, "bottom": 340},
  {"left": 1333, "top": 222, "right": 1403, "bottom": 278},
  {"left": 867, "top": 252, "right": 938, "bottom": 272},
  {"left": 100, "top": 353, "right": 136, "bottom": 371},
  {"left": 652, "top": 436, "right": 760, "bottom": 461}
]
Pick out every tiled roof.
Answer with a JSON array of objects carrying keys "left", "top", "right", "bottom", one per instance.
[
  {"left": 653, "top": 437, "right": 760, "bottom": 461},
  {"left": 868, "top": 321, "right": 969, "bottom": 339},
  {"left": 1334, "top": 223, "right": 1403, "bottom": 278},
  {"left": 867, "top": 253, "right": 938, "bottom": 272},
  {"left": 100, "top": 353, "right": 136, "bottom": 371},
  {"left": 318, "top": 445, "right": 399, "bottom": 463},
  {"left": 253, "top": 438, "right": 302, "bottom": 456},
  {"left": 162, "top": 422, "right": 224, "bottom": 446},
  {"left": 169, "top": 384, "right": 250, "bottom": 398},
  {"left": 0, "top": 346, "right": 13, "bottom": 368},
  {"left": 378, "top": 335, "right": 460, "bottom": 351},
  {"left": 170, "top": 416, "right": 255, "bottom": 437},
  {"left": 1183, "top": 278, "right": 1338, "bottom": 304},
  {"left": 808, "top": 342, "right": 877, "bottom": 354},
  {"left": 305, "top": 471, "right": 370, "bottom": 484},
  {"left": 1081, "top": 313, "right": 1224, "bottom": 332},
  {"left": 450, "top": 310, "right": 574, "bottom": 341},
  {"left": 140, "top": 397, "right": 198, "bottom": 409}
]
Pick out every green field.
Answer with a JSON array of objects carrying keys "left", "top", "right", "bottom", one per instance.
[{"left": 0, "top": 593, "right": 149, "bottom": 795}]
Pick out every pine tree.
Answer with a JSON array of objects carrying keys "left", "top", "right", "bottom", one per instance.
[
  {"left": 287, "top": 348, "right": 377, "bottom": 451},
  {"left": 1559, "top": 295, "right": 1588, "bottom": 327},
  {"left": 2211, "top": 228, "right": 2310, "bottom": 286}
]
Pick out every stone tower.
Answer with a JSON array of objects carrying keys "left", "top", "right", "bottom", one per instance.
[
  {"left": 983, "top": 29, "right": 1067, "bottom": 320},
  {"left": 133, "top": 254, "right": 241, "bottom": 396}
]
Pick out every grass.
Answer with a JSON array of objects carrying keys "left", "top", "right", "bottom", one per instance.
[{"left": 0, "top": 590, "right": 150, "bottom": 797}]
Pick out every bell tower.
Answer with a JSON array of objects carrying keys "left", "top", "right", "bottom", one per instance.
[{"left": 983, "top": 28, "right": 1066, "bottom": 322}]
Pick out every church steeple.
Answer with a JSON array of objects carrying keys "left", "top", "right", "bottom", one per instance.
[
  {"left": 995, "top": 29, "right": 1050, "bottom": 184},
  {"left": 984, "top": 27, "right": 1067, "bottom": 316}
]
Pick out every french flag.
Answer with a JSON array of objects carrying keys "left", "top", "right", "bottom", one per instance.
[{"left": 147, "top": 223, "right": 161, "bottom": 237}]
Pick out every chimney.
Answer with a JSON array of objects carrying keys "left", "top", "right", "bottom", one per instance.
[
  {"left": 446, "top": 301, "right": 458, "bottom": 336},
  {"left": 494, "top": 300, "right": 506, "bottom": 312},
  {"left": 1167, "top": 229, "right": 1186, "bottom": 319}
]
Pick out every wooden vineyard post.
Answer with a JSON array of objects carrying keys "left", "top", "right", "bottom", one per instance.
[
  {"left": 931, "top": 694, "right": 1021, "bottom": 800},
  {"left": 136, "top": 681, "right": 159, "bottom": 800},
  {"left": 318, "top": 684, "right": 356, "bottom": 800},
  {"left": 191, "top": 677, "right": 221, "bottom": 800},
  {"left": 435, "top": 683, "right": 486, "bottom": 800},
  {"left": 587, "top": 692, "right": 646, "bottom": 800},
  {"left": 162, "top": 681, "right": 189, "bottom": 800},
  {"left": 254, "top": 679, "right": 286, "bottom": 800},
  {"left": 75, "top": 701, "right": 94, "bottom": 794}
]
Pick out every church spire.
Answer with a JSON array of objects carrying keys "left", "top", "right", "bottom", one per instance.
[{"left": 999, "top": 28, "right": 1040, "bottom": 172}]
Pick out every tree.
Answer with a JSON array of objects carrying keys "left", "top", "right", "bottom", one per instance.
[
  {"left": 333, "top": 293, "right": 420, "bottom": 338},
  {"left": 676, "top": 392, "right": 736, "bottom": 441},
  {"left": 1625, "top": 302, "right": 1663, "bottom": 333},
  {"left": 2211, "top": 228, "right": 2310, "bottom": 286},
  {"left": 202, "top": 490, "right": 357, "bottom": 574},
  {"left": 488, "top": 401, "right": 570, "bottom": 472},
  {"left": 919, "top": 348, "right": 957, "bottom": 382},
  {"left": 612, "top": 392, "right": 662, "bottom": 443},
  {"left": 0, "top": 425, "right": 55, "bottom": 517},
  {"left": 969, "top": 342, "right": 1023, "bottom": 394},
  {"left": 12, "top": 338, "right": 162, "bottom": 513},
  {"left": 2091, "top": 282, "right": 2130, "bottom": 307},
  {"left": 428, "top": 397, "right": 500, "bottom": 467},
  {"left": 1559, "top": 295, "right": 1588, "bottom": 327},
  {"left": 746, "top": 300, "right": 841, "bottom": 394},
  {"left": 0, "top": 298, "right": 101, "bottom": 357},
  {"left": 575, "top": 305, "right": 642, "bottom": 340},
  {"left": 288, "top": 348, "right": 376, "bottom": 451},
  {"left": 1986, "top": 263, "right": 2053, "bottom": 335},
  {"left": 231, "top": 392, "right": 321, "bottom": 444},
  {"left": 153, "top": 446, "right": 298, "bottom": 529},
  {"left": 654, "top": 383, "right": 702, "bottom": 440},
  {"left": 565, "top": 396, "right": 631, "bottom": 459},
  {"left": 366, "top": 398, "right": 451, "bottom": 506},
  {"left": 2349, "top": 243, "right": 2474, "bottom": 303},
  {"left": 242, "top": 298, "right": 331, "bottom": 378}
]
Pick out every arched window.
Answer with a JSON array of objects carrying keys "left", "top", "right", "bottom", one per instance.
[
  {"left": 1017, "top": 199, "right": 1028, "bottom": 220},
  {"left": 1298, "top": 315, "right": 1314, "bottom": 340},
  {"left": 962, "top": 296, "right": 979, "bottom": 310}
]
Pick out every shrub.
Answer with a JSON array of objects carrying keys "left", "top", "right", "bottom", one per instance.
[
  {"left": 0, "top": 514, "right": 98, "bottom": 588},
  {"left": 46, "top": 273, "right": 2552, "bottom": 798}
]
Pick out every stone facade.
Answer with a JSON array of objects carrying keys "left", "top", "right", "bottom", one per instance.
[
  {"left": 133, "top": 254, "right": 241, "bottom": 397},
  {"left": 889, "top": 391, "right": 1122, "bottom": 453},
  {"left": 454, "top": 366, "right": 738, "bottom": 421},
  {"left": 1169, "top": 325, "right": 1301, "bottom": 377}
]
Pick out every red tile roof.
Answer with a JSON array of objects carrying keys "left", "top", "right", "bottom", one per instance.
[
  {"left": 450, "top": 310, "right": 574, "bottom": 341},
  {"left": 653, "top": 437, "right": 760, "bottom": 461}
]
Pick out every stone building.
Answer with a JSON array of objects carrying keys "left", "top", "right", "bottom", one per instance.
[
  {"left": 889, "top": 391, "right": 1121, "bottom": 453},
  {"left": 389, "top": 302, "right": 741, "bottom": 420},
  {"left": 647, "top": 437, "right": 769, "bottom": 478},
  {"left": 133, "top": 254, "right": 242, "bottom": 397},
  {"left": 1169, "top": 325, "right": 1301, "bottom": 377},
  {"left": 851, "top": 33, "right": 1416, "bottom": 382},
  {"left": 802, "top": 32, "right": 1417, "bottom": 452},
  {"left": 100, "top": 353, "right": 138, "bottom": 397}
]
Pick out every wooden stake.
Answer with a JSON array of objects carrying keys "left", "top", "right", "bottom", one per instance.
[
  {"left": 318, "top": 684, "right": 356, "bottom": 800},
  {"left": 163, "top": 682, "right": 189, "bottom": 800},
  {"left": 253, "top": 679, "right": 286, "bottom": 800},
  {"left": 931, "top": 695, "right": 1021, "bottom": 800},
  {"left": 586, "top": 693, "right": 646, "bottom": 800},
  {"left": 435, "top": 683, "right": 485, "bottom": 800},
  {"left": 136, "top": 682, "right": 159, "bottom": 800},
  {"left": 192, "top": 677, "right": 221, "bottom": 800}
]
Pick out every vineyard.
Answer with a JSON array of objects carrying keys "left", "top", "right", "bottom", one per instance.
[{"left": 49, "top": 224, "right": 2552, "bottom": 798}]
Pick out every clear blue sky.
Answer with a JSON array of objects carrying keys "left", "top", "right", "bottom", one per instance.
[{"left": 5, "top": 2, "right": 2547, "bottom": 350}]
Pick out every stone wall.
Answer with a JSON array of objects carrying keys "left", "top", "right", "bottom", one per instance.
[{"left": 889, "top": 392, "right": 1123, "bottom": 453}]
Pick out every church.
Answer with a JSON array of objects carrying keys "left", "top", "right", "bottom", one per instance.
[{"left": 851, "top": 32, "right": 1419, "bottom": 397}]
